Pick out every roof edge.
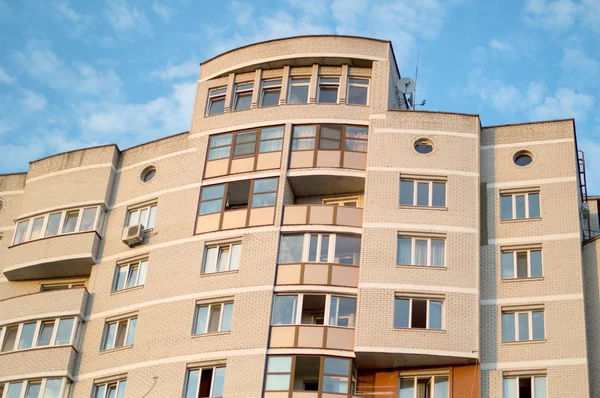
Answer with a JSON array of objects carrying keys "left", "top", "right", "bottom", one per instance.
[
  {"left": 482, "top": 118, "right": 575, "bottom": 129},
  {"left": 121, "top": 131, "right": 189, "bottom": 152},
  {"left": 30, "top": 144, "right": 119, "bottom": 165}
]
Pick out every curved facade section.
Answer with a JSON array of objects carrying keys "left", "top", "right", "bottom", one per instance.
[
  {"left": 0, "top": 287, "right": 88, "bottom": 324},
  {"left": 0, "top": 345, "right": 77, "bottom": 383}
]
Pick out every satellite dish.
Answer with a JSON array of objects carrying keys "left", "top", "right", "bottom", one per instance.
[{"left": 398, "top": 77, "right": 416, "bottom": 94}]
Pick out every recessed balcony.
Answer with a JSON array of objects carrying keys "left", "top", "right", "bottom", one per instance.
[
  {"left": 3, "top": 231, "right": 100, "bottom": 281},
  {"left": 270, "top": 325, "right": 355, "bottom": 351},
  {"left": 283, "top": 205, "right": 363, "bottom": 228},
  {"left": 276, "top": 263, "right": 359, "bottom": 288}
]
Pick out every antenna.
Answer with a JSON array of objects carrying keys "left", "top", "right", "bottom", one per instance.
[
  {"left": 413, "top": 50, "right": 419, "bottom": 110},
  {"left": 397, "top": 77, "right": 416, "bottom": 108}
]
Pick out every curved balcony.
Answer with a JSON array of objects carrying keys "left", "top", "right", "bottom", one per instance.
[
  {"left": 283, "top": 205, "right": 363, "bottom": 228},
  {"left": 3, "top": 231, "right": 100, "bottom": 281},
  {"left": 270, "top": 325, "right": 355, "bottom": 351},
  {"left": 0, "top": 288, "right": 88, "bottom": 325},
  {"left": 276, "top": 263, "right": 359, "bottom": 288},
  {"left": 0, "top": 345, "right": 77, "bottom": 383}
]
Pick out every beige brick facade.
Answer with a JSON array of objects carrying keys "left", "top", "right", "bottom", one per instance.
[{"left": 0, "top": 35, "right": 595, "bottom": 398}]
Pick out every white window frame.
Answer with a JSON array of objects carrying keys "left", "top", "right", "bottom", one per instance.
[
  {"left": 260, "top": 79, "right": 282, "bottom": 107},
  {"left": 1, "top": 377, "right": 71, "bottom": 398},
  {"left": 280, "top": 233, "right": 362, "bottom": 266},
  {"left": 0, "top": 317, "right": 79, "bottom": 353},
  {"left": 501, "top": 249, "right": 543, "bottom": 279},
  {"left": 232, "top": 82, "right": 253, "bottom": 111},
  {"left": 400, "top": 179, "right": 446, "bottom": 207},
  {"left": 202, "top": 242, "right": 241, "bottom": 274},
  {"left": 271, "top": 293, "right": 356, "bottom": 328},
  {"left": 40, "top": 281, "right": 86, "bottom": 291},
  {"left": 194, "top": 302, "right": 233, "bottom": 334},
  {"left": 394, "top": 297, "right": 445, "bottom": 330},
  {"left": 206, "top": 87, "right": 227, "bottom": 116},
  {"left": 93, "top": 379, "right": 126, "bottom": 398},
  {"left": 398, "top": 374, "right": 450, "bottom": 398},
  {"left": 503, "top": 375, "right": 546, "bottom": 398},
  {"left": 113, "top": 260, "right": 148, "bottom": 291},
  {"left": 501, "top": 192, "right": 540, "bottom": 220},
  {"left": 101, "top": 317, "right": 136, "bottom": 350},
  {"left": 346, "top": 77, "right": 370, "bottom": 105},
  {"left": 503, "top": 310, "right": 545, "bottom": 342},
  {"left": 287, "top": 76, "right": 310, "bottom": 104},
  {"left": 12, "top": 206, "right": 103, "bottom": 245},
  {"left": 397, "top": 236, "right": 446, "bottom": 267},
  {"left": 322, "top": 196, "right": 360, "bottom": 207},
  {"left": 316, "top": 76, "right": 340, "bottom": 104},
  {"left": 185, "top": 366, "right": 226, "bottom": 398},
  {"left": 126, "top": 204, "right": 157, "bottom": 230}
]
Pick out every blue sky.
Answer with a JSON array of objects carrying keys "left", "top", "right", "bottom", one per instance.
[{"left": 1, "top": 0, "right": 599, "bottom": 189}]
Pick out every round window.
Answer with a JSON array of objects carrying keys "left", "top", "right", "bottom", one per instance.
[
  {"left": 140, "top": 166, "right": 157, "bottom": 182},
  {"left": 0, "top": 200, "right": 3, "bottom": 212},
  {"left": 414, "top": 138, "right": 433, "bottom": 154},
  {"left": 513, "top": 151, "right": 533, "bottom": 167}
]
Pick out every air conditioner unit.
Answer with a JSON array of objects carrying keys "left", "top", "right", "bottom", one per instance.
[
  {"left": 122, "top": 224, "right": 144, "bottom": 246},
  {"left": 582, "top": 203, "right": 590, "bottom": 219}
]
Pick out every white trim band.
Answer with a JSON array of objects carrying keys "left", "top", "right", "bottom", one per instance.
[
  {"left": 117, "top": 148, "right": 198, "bottom": 173},
  {"left": 488, "top": 233, "right": 580, "bottom": 246},
  {"left": 374, "top": 128, "right": 478, "bottom": 139},
  {"left": 0, "top": 189, "right": 24, "bottom": 196},
  {"left": 0, "top": 370, "right": 71, "bottom": 384},
  {"left": 481, "top": 138, "right": 573, "bottom": 150},
  {"left": 481, "top": 294, "right": 583, "bottom": 306},
  {"left": 110, "top": 182, "right": 201, "bottom": 209},
  {"left": 481, "top": 357, "right": 587, "bottom": 371},
  {"left": 367, "top": 166, "right": 479, "bottom": 178},
  {"left": 358, "top": 283, "right": 478, "bottom": 296},
  {"left": 363, "top": 222, "right": 479, "bottom": 235},
  {"left": 26, "top": 163, "right": 115, "bottom": 184},
  {"left": 486, "top": 176, "right": 576, "bottom": 189},
  {"left": 354, "top": 346, "right": 478, "bottom": 359}
]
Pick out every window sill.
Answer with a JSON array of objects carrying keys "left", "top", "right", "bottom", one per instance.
[
  {"left": 99, "top": 345, "right": 134, "bottom": 355},
  {"left": 200, "top": 270, "right": 239, "bottom": 278},
  {"left": 501, "top": 277, "right": 544, "bottom": 283},
  {"left": 396, "top": 264, "right": 447, "bottom": 270},
  {"left": 110, "top": 285, "right": 144, "bottom": 295},
  {"left": 500, "top": 217, "right": 542, "bottom": 224},
  {"left": 502, "top": 339, "right": 546, "bottom": 346},
  {"left": 398, "top": 205, "right": 448, "bottom": 211},
  {"left": 393, "top": 328, "right": 446, "bottom": 334},
  {"left": 192, "top": 331, "right": 231, "bottom": 339}
]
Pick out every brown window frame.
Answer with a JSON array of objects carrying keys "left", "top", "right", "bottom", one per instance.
[
  {"left": 206, "top": 87, "right": 227, "bottom": 116},
  {"left": 204, "top": 126, "right": 285, "bottom": 178},
  {"left": 232, "top": 82, "right": 254, "bottom": 111},
  {"left": 260, "top": 79, "right": 282, "bottom": 107}
]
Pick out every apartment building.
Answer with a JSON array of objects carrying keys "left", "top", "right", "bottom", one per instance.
[{"left": 0, "top": 35, "right": 595, "bottom": 398}]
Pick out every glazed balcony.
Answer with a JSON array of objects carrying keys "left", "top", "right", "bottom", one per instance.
[
  {"left": 276, "top": 262, "right": 359, "bottom": 288},
  {"left": 0, "top": 345, "right": 77, "bottom": 384},
  {"left": 282, "top": 205, "right": 363, "bottom": 228},
  {"left": 3, "top": 231, "right": 100, "bottom": 281},
  {"left": 270, "top": 325, "right": 355, "bottom": 351},
  {"left": 0, "top": 288, "right": 88, "bottom": 325}
]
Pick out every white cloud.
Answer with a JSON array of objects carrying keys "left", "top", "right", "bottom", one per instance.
[
  {"left": 52, "top": 0, "right": 94, "bottom": 36},
  {"left": 531, "top": 88, "right": 595, "bottom": 121},
  {"left": 150, "top": 60, "right": 199, "bottom": 80},
  {"left": 21, "top": 90, "right": 47, "bottom": 112},
  {"left": 151, "top": 2, "right": 175, "bottom": 22},
  {"left": 523, "top": 0, "right": 581, "bottom": 30},
  {"left": 561, "top": 48, "right": 600, "bottom": 81},
  {"left": 582, "top": 0, "right": 600, "bottom": 34},
  {"left": 104, "top": 0, "right": 152, "bottom": 36},
  {"left": 0, "top": 68, "right": 14, "bottom": 84}
]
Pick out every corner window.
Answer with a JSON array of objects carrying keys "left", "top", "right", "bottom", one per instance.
[
  {"left": 271, "top": 294, "right": 356, "bottom": 327},
  {"left": 394, "top": 297, "right": 444, "bottom": 330},
  {"left": 399, "top": 375, "right": 449, "bottom": 398},
  {"left": 291, "top": 124, "right": 367, "bottom": 153},
  {"left": 503, "top": 376, "right": 546, "bottom": 398},
  {"left": 0, "top": 317, "right": 79, "bottom": 353},
  {"left": 233, "top": 83, "right": 253, "bottom": 111},
  {"left": 317, "top": 76, "right": 339, "bottom": 103},
  {"left": 501, "top": 249, "right": 542, "bottom": 279},
  {"left": 194, "top": 302, "right": 233, "bottom": 334},
  {"left": 502, "top": 310, "right": 545, "bottom": 342},
  {"left": 500, "top": 192, "right": 540, "bottom": 220},
  {"left": 102, "top": 317, "right": 137, "bottom": 350},
  {"left": 113, "top": 259, "right": 148, "bottom": 291},
  {"left": 185, "top": 366, "right": 226, "bottom": 398},
  {"left": 127, "top": 204, "right": 157, "bottom": 229},
  {"left": 260, "top": 79, "right": 281, "bottom": 107},
  {"left": 207, "top": 87, "right": 226, "bottom": 115},
  {"left": 278, "top": 233, "right": 361, "bottom": 265},
  {"left": 399, "top": 179, "right": 446, "bottom": 207},
  {"left": 94, "top": 380, "right": 126, "bottom": 398},
  {"left": 347, "top": 77, "right": 369, "bottom": 105},
  {"left": 288, "top": 77, "right": 310, "bottom": 104},
  {"left": 397, "top": 236, "right": 445, "bottom": 267},
  {"left": 202, "top": 242, "right": 241, "bottom": 274}
]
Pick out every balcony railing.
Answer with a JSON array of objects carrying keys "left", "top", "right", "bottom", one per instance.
[
  {"left": 276, "top": 263, "right": 359, "bottom": 288},
  {"left": 282, "top": 205, "right": 363, "bottom": 228},
  {"left": 269, "top": 325, "right": 355, "bottom": 351}
]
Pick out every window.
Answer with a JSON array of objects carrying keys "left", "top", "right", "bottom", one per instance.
[
  {"left": 194, "top": 302, "right": 233, "bottom": 334},
  {"left": 207, "top": 133, "right": 232, "bottom": 160},
  {"left": 503, "top": 375, "right": 546, "bottom": 398},
  {"left": 397, "top": 236, "right": 445, "bottom": 267},
  {"left": 199, "top": 184, "right": 224, "bottom": 215},
  {"left": 501, "top": 192, "right": 540, "bottom": 220},
  {"left": 259, "top": 126, "right": 284, "bottom": 153},
  {"left": 233, "top": 131, "right": 256, "bottom": 158},
  {"left": 288, "top": 77, "right": 310, "bottom": 104},
  {"left": 202, "top": 242, "right": 241, "bottom": 274},
  {"left": 319, "top": 125, "right": 341, "bottom": 149},
  {"left": 344, "top": 126, "right": 368, "bottom": 152},
  {"left": 323, "top": 196, "right": 359, "bottom": 207},
  {"left": 271, "top": 294, "right": 356, "bottom": 327},
  {"left": 185, "top": 366, "right": 226, "bottom": 398},
  {"left": 292, "top": 125, "right": 316, "bottom": 150},
  {"left": 233, "top": 83, "right": 253, "bottom": 111},
  {"left": 252, "top": 178, "right": 277, "bottom": 207},
  {"left": 12, "top": 206, "right": 103, "bottom": 245},
  {"left": 206, "top": 126, "right": 284, "bottom": 165},
  {"left": 513, "top": 151, "right": 534, "bottom": 167},
  {"left": 394, "top": 297, "right": 444, "bottom": 330},
  {"left": 260, "top": 79, "right": 281, "bottom": 107},
  {"left": 2, "top": 378, "right": 70, "bottom": 398},
  {"left": 291, "top": 124, "right": 368, "bottom": 153},
  {"left": 127, "top": 204, "right": 157, "bottom": 229},
  {"left": 94, "top": 380, "right": 126, "bottom": 398},
  {"left": 278, "top": 233, "right": 361, "bottom": 265},
  {"left": 0, "top": 317, "right": 78, "bottom": 353},
  {"left": 399, "top": 179, "right": 446, "bottom": 207},
  {"left": 113, "top": 259, "right": 148, "bottom": 291},
  {"left": 0, "top": 200, "right": 3, "bottom": 212},
  {"left": 41, "top": 281, "right": 86, "bottom": 291},
  {"left": 199, "top": 178, "right": 279, "bottom": 215},
  {"left": 317, "top": 76, "right": 339, "bottom": 103},
  {"left": 501, "top": 249, "right": 542, "bottom": 279},
  {"left": 347, "top": 77, "right": 369, "bottom": 105},
  {"left": 207, "top": 87, "right": 226, "bottom": 115},
  {"left": 140, "top": 166, "right": 156, "bottom": 182},
  {"left": 399, "top": 375, "right": 449, "bottom": 398},
  {"left": 502, "top": 310, "right": 545, "bottom": 342},
  {"left": 102, "top": 317, "right": 137, "bottom": 350},
  {"left": 414, "top": 138, "right": 433, "bottom": 154},
  {"left": 264, "top": 356, "right": 352, "bottom": 393}
]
